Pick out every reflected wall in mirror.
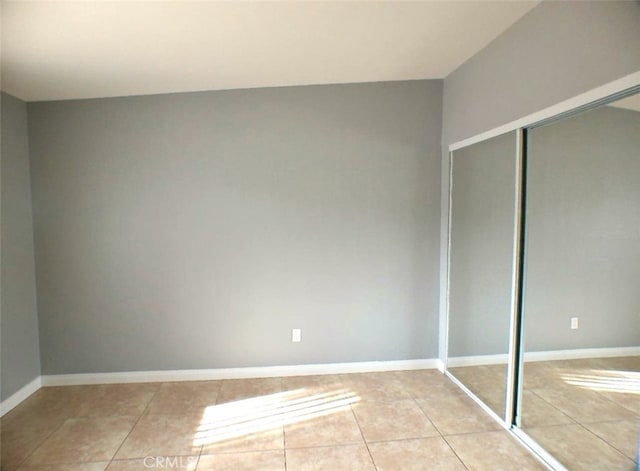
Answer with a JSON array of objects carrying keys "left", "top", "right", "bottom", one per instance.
[
  {"left": 518, "top": 91, "right": 640, "bottom": 469},
  {"left": 447, "top": 131, "right": 518, "bottom": 419}
]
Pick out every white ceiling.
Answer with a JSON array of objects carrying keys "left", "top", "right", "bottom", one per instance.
[{"left": 1, "top": 1, "right": 539, "bottom": 102}]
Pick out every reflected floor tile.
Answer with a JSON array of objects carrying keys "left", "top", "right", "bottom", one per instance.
[
  {"left": 197, "top": 450, "right": 285, "bottom": 470},
  {"left": 521, "top": 362, "right": 566, "bottom": 390},
  {"left": 556, "top": 365, "right": 640, "bottom": 392},
  {"left": 77, "top": 383, "right": 158, "bottom": 417},
  {"left": 285, "top": 444, "right": 375, "bottom": 471},
  {"left": 553, "top": 358, "right": 611, "bottom": 370},
  {"left": 532, "top": 386, "right": 637, "bottom": 423},
  {"left": 352, "top": 399, "right": 438, "bottom": 442},
  {"left": 519, "top": 390, "right": 574, "bottom": 428},
  {"left": 448, "top": 365, "right": 507, "bottom": 409},
  {"left": 368, "top": 437, "right": 466, "bottom": 471},
  {"left": 284, "top": 409, "right": 362, "bottom": 448},
  {"left": 553, "top": 356, "right": 640, "bottom": 372},
  {"left": 449, "top": 365, "right": 507, "bottom": 386},
  {"left": 446, "top": 430, "right": 545, "bottom": 470},
  {"left": 484, "top": 364, "right": 509, "bottom": 377},
  {"left": 216, "top": 378, "right": 282, "bottom": 405},
  {"left": 18, "top": 463, "right": 109, "bottom": 471},
  {"left": 107, "top": 456, "right": 198, "bottom": 470},
  {"left": 415, "top": 391, "right": 500, "bottom": 435},
  {"left": 339, "top": 372, "right": 412, "bottom": 402},
  {"left": 147, "top": 381, "right": 220, "bottom": 415},
  {"left": 583, "top": 420, "right": 640, "bottom": 462},
  {"left": 598, "top": 356, "right": 640, "bottom": 371},
  {"left": 115, "top": 414, "right": 202, "bottom": 459},
  {"left": 26, "top": 416, "right": 138, "bottom": 465},
  {"left": 526, "top": 424, "right": 636, "bottom": 470},
  {"left": 466, "top": 384, "right": 506, "bottom": 418},
  {"left": 599, "top": 390, "right": 640, "bottom": 416}
]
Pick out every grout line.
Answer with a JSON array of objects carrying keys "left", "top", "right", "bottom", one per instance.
[
  {"left": 188, "top": 447, "right": 286, "bottom": 468},
  {"left": 411, "top": 396, "right": 443, "bottom": 436},
  {"left": 579, "top": 417, "right": 640, "bottom": 426},
  {"left": 364, "top": 435, "right": 443, "bottom": 445},
  {"left": 349, "top": 404, "right": 378, "bottom": 471},
  {"left": 421, "top": 379, "right": 514, "bottom": 470},
  {"left": 413, "top": 397, "right": 444, "bottom": 437},
  {"left": 594, "top": 392, "right": 640, "bottom": 419},
  {"left": 281, "top": 442, "right": 362, "bottom": 451},
  {"left": 523, "top": 388, "right": 577, "bottom": 425},
  {"left": 12, "top": 413, "right": 72, "bottom": 469},
  {"left": 439, "top": 428, "right": 504, "bottom": 438},
  {"left": 193, "top": 445, "right": 203, "bottom": 470},
  {"left": 282, "top": 378, "right": 288, "bottom": 471},
  {"left": 197, "top": 446, "right": 285, "bottom": 455},
  {"left": 107, "top": 383, "right": 161, "bottom": 466},
  {"left": 576, "top": 420, "right": 638, "bottom": 464},
  {"left": 439, "top": 434, "right": 470, "bottom": 471},
  {"left": 280, "top": 376, "right": 287, "bottom": 471}
]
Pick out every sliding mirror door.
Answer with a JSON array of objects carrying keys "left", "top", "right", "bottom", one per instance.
[
  {"left": 518, "top": 92, "right": 640, "bottom": 469},
  {"left": 447, "top": 131, "right": 519, "bottom": 420}
]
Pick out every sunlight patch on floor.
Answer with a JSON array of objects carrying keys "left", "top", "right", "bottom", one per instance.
[
  {"left": 193, "top": 388, "right": 360, "bottom": 446},
  {"left": 561, "top": 369, "right": 640, "bottom": 393}
]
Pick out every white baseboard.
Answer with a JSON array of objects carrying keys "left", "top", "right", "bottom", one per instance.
[
  {"left": 1, "top": 376, "right": 42, "bottom": 417},
  {"left": 447, "top": 354, "right": 508, "bottom": 368},
  {"left": 447, "top": 345, "right": 640, "bottom": 368},
  {"left": 40, "top": 358, "right": 440, "bottom": 387},
  {"left": 523, "top": 345, "right": 640, "bottom": 362},
  {"left": 2, "top": 359, "right": 438, "bottom": 414}
]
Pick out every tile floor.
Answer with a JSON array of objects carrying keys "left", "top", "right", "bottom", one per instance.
[
  {"left": 0, "top": 369, "right": 545, "bottom": 470},
  {"left": 450, "top": 356, "right": 640, "bottom": 470}
]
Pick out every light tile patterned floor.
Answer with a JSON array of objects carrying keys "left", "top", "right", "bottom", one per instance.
[
  {"left": 450, "top": 356, "right": 640, "bottom": 470},
  {"left": 1, "top": 370, "right": 545, "bottom": 470}
]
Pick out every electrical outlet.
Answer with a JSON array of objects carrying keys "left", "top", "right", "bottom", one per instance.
[
  {"left": 292, "top": 328, "right": 301, "bottom": 342},
  {"left": 571, "top": 317, "right": 579, "bottom": 329}
]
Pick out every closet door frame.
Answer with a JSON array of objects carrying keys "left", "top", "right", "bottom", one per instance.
[{"left": 441, "top": 70, "right": 640, "bottom": 471}]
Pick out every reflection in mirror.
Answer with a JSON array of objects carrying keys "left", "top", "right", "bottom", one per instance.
[
  {"left": 447, "top": 131, "right": 518, "bottom": 420},
  {"left": 519, "top": 91, "right": 640, "bottom": 469}
]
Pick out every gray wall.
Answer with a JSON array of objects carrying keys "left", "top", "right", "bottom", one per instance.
[
  {"left": 1, "top": 92, "right": 41, "bottom": 400},
  {"left": 448, "top": 131, "right": 517, "bottom": 357},
  {"left": 440, "top": 0, "right": 640, "bottom": 359},
  {"left": 28, "top": 80, "right": 443, "bottom": 375},
  {"left": 523, "top": 105, "right": 640, "bottom": 351},
  {"left": 443, "top": 1, "right": 640, "bottom": 146}
]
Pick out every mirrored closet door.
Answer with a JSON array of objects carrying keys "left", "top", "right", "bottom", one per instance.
[
  {"left": 446, "top": 130, "right": 520, "bottom": 421},
  {"left": 516, "top": 91, "right": 640, "bottom": 469},
  {"left": 446, "top": 85, "right": 640, "bottom": 470}
]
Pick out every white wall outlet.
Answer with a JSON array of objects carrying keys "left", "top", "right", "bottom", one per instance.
[
  {"left": 570, "top": 317, "right": 579, "bottom": 329},
  {"left": 292, "top": 328, "right": 301, "bottom": 342}
]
